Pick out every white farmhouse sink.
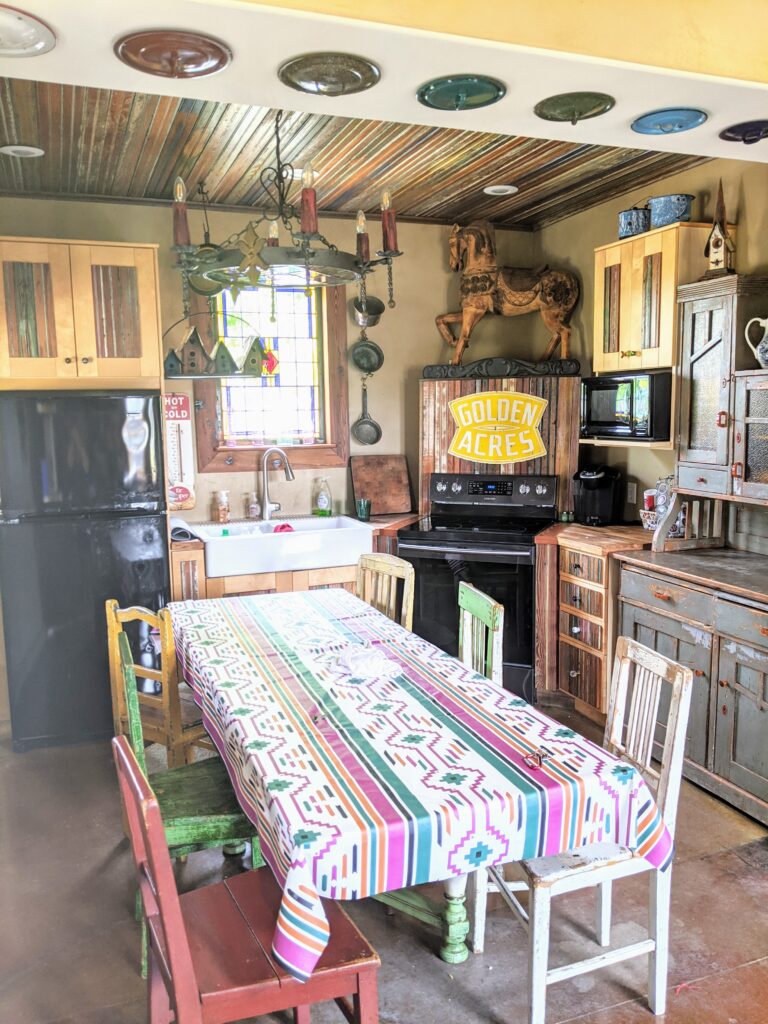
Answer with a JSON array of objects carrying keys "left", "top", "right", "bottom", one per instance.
[{"left": 192, "top": 516, "right": 375, "bottom": 578}]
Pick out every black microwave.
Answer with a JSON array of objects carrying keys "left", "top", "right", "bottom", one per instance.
[{"left": 580, "top": 370, "right": 672, "bottom": 441}]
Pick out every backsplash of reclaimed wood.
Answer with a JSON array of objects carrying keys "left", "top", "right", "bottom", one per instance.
[{"left": 419, "top": 376, "right": 579, "bottom": 514}]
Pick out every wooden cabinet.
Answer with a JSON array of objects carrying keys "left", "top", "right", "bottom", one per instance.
[
  {"left": 592, "top": 223, "right": 710, "bottom": 374},
  {"left": 676, "top": 275, "right": 768, "bottom": 497},
  {"left": 535, "top": 524, "right": 650, "bottom": 721},
  {"left": 732, "top": 372, "right": 768, "bottom": 501},
  {"left": 618, "top": 558, "right": 768, "bottom": 823},
  {"left": 0, "top": 236, "right": 162, "bottom": 389}
]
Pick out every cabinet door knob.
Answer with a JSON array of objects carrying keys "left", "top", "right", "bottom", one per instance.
[
  {"left": 718, "top": 679, "right": 729, "bottom": 688},
  {"left": 64, "top": 357, "right": 73, "bottom": 364},
  {"left": 81, "top": 356, "right": 91, "bottom": 364},
  {"left": 651, "top": 588, "right": 672, "bottom": 601},
  {"left": 731, "top": 462, "right": 743, "bottom": 479},
  {"left": 620, "top": 350, "right": 638, "bottom": 358},
  {"left": 694, "top": 669, "right": 705, "bottom": 677},
  {"left": 716, "top": 410, "right": 728, "bottom": 427}
]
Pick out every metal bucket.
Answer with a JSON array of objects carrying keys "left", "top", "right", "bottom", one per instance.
[
  {"left": 352, "top": 295, "right": 385, "bottom": 328},
  {"left": 647, "top": 194, "right": 695, "bottom": 228},
  {"left": 618, "top": 207, "right": 650, "bottom": 239}
]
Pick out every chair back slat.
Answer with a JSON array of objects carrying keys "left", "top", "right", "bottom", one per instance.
[
  {"left": 604, "top": 636, "right": 692, "bottom": 837},
  {"left": 118, "top": 630, "right": 148, "bottom": 776},
  {"left": 458, "top": 582, "right": 504, "bottom": 687},
  {"left": 356, "top": 553, "right": 415, "bottom": 631},
  {"left": 112, "top": 736, "right": 202, "bottom": 1023}
]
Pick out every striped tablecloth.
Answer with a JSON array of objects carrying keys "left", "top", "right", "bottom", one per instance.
[{"left": 169, "top": 590, "right": 672, "bottom": 981}]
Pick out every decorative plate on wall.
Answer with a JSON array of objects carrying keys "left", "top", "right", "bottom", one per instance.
[
  {"left": 114, "top": 30, "right": 232, "bottom": 78},
  {"left": 631, "top": 107, "right": 707, "bottom": 135},
  {"left": 278, "top": 52, "right": 380, "bottom": 96},
  {"left": 417, "top": 74, "right": 506, "bottom": 111},
  {"left": 719, "top": 119, "right": 768, "bottom": 145},
  {"left": 534, "top": 91, "right": 615, "bottom": 124}
]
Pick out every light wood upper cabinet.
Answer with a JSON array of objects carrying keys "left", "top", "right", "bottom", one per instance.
[
  {"left": 0, "top": 237, "right": 162, "bottom": 389},
  {"left": 592, "top": 223, "right": 711, "bottom": 374},
  {"left": 0, "top": 240, "right": 78, "bottom": 382}
]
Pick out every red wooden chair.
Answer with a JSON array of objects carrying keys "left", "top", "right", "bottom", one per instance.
[{"left": 112, "top": 735, "right": 380, "bottom": 1024}]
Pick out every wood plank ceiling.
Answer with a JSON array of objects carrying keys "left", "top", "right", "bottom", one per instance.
[{"left": 0, "top": 78, "right": 708, "bottom": 229}]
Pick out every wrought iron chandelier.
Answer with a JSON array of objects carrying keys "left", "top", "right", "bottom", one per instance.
[{"left": 172, "top": 110, "right": 402, "bottom": 315}]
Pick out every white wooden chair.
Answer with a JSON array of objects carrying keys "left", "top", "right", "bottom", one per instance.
[
  {"left": 458, "top": 582, "right": 504, "bottom": 687},
  {"left": 468, "top": 636, "right": 693, "bottom": 1024},
  {"left": 356, "top": 553, "right": 415, "bottom": 631}
]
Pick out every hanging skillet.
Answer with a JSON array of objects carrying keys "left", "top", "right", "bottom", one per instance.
[
  {"left": 351, "top": 377, "right": 382, "bottom": 445},
  {"left": 349, "top": 329, "right": 384, "bottom": 374}
]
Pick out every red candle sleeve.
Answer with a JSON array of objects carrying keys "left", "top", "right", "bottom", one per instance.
[
  {"left": 172, "top": 202, "right": 191, "bottom": 247},
  {"left": 382, "top": 208, "right": 398, "bottom": 252},
  {"left": 356, "top": 231, "right": 370, "bottom": 263},
  {"left": 301, "top": 189, "right": 318, "bottom": 234}
]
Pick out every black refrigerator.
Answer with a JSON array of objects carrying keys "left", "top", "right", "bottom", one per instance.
[{"left": 0, "top": 392, "right": 169, "bottom": 751}]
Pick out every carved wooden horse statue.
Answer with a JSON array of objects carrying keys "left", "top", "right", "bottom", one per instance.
[{"left": 436, "top": 221, "right": 579, "bottom": 364}]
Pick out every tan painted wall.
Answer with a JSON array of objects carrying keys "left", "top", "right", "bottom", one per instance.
[
  {"left": 530, "top": 157, "right": 768, "bottom": 509},
  {"left": 0, "top": 196, "right": 534, "bottom": 521}
]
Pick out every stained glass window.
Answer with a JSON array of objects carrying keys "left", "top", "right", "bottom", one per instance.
[{"left": 216, "top": 288, "right": 325, "bottom": 446}]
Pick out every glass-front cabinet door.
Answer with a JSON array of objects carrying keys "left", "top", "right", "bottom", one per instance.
[
  {"left": 678, "top": 293, "right": 733, "bottom": 468},
  {"left": 0, "top": 240, "right": 77, "bottom": 381},
  {"left": 732, "top": 372, "right": 768, "bottom": 500},
  {"left": 593, "top": 242, "right": 630, "bottom": 373},
  {"left": 69, "top": 244, "right": 161, "bottom": 380},
  {"left": 629, "top": 227, "right": 677, "bottom": 369}
]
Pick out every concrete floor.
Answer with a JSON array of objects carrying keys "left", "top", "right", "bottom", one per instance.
[{"left": 1, "top": 710, "right": 766, "bottom": 1024}]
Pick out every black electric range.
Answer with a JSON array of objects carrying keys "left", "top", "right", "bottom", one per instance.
[{"left": 397, "top": 473, "right": 558, "bottom": 701}]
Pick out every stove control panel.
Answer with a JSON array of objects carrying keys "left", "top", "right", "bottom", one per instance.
[{"left": 430, "top": 473, "right": 558, "bottom": 508}]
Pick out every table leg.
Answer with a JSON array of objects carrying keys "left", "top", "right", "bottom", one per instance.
[{"left": 440, "top": 873, "right": 469, "bottom": 964}]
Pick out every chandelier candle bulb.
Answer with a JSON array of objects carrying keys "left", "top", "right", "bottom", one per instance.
[
  {"left": 380, "top": 189, "right": 398, "bottom": 252},
  {"left": 356, "top": 209, "right": 370, "bottom": 262},
  {"left": 172, "top": 176, "right": 191, "bottom": 247},
  {"left": 267, "top": 220, "right": 280, "bottom": 247},
  {"left": 300, "top": 161, "right": 318, "bottom": 234}
]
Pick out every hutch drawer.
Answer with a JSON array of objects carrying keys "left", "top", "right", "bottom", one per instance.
[
  {"left": 559, "top": 579, "right": 605, "bottom": 618},
  {"left": 620, "top": 568, "right": 714, "bottom": 625},
  {"left": 558, "top": 639, "right": 604, "bottom": 711},
  {"left": 559, "top": 610, "right": 603, "bottom": 652},
  {"left": 559, "top": 547, "right": 605, "bottom": 585},
  {"left": 714, "top": 597, "right": 768, "bottom": 649},
  {"left": 677, "top": 465, "right": 730, "bottom": 496}
]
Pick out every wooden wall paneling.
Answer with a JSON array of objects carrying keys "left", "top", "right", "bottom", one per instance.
[{"left": 535, "top": 540, "right": 558, "bottom": 691}]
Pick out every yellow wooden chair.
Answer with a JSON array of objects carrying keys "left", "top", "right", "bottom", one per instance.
[
  {"left": 355, "top": 553, "right": 415, "bottom": 631},
  {"left": 106, "top": 600, "right": 214, "bottom": 769}
]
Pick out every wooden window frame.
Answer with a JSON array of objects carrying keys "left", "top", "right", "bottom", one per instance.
[{"left": 194, "top": 285, "right": 349, "bottom": 472}]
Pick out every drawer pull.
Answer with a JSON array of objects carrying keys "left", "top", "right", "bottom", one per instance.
[
  {"left": 760, "top": 627, "right": 768, "bottom": 637},
  {"left": 569, "top": 670, "right": 580, "bottom": 678},
  {"left": 572, "top": 595, "right": 582, "bottom": 606},
  {"left": 571, "top": 626, "right": 581, "bottom": 635},
  {"left": 716, "top": 410, "right": 728, "bottom": 428},
  {"left": 696, "top": 476, "right": 707, "bottom": 483},
  {"left": 651, "top": 588, "right": 672, "bottom": 601},
  {"left": 572, "top": 563, "right": 583, "bottom": 575},
  {"left": 719, "top": 679, "right": 729, "bottom": 688}
]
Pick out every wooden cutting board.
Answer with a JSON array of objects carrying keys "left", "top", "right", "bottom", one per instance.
[{"left": 350, "top": 455, "right": 412, "bottom": 515}]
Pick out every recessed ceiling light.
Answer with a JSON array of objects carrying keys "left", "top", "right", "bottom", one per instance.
[
  {"left": 0, "top": 144, "right": 44, "bottom": 158},
  {"left": 483, "top": 184, "right": 519, "bottom": 196},
  {"left": 417, "top": 74, "right": 506, "bottom": 111},
  {"left": 0, "top": 4, "right": 56, "bottom": 57},
  {"left": 114, "top": 29, "right": 232, "bottom": 79},
  {"left": 278, "top": 52, "right": 380, "bottom": 96}
]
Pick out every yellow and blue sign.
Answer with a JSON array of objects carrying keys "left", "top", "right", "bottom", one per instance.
[{"left": 448, "top": 390, "right": 548, "bottom": 465}]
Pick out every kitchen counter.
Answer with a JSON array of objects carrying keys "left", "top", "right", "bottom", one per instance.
[
  {"left": 615, "top": 548, "right": 768, "bottom": 606},
  {"left": 537, "top": 523, "right": 650, "bottom": 553}
]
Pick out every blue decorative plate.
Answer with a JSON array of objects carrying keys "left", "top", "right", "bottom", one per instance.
[
  {"left": 417, "top": 74, "right": 506, "bottom": 111},
  {"left": 719, "top": 120, "right": 768, "bottom": 145},
  {"left": 631, "top": 107, "right": 707, "bottom": 135}
]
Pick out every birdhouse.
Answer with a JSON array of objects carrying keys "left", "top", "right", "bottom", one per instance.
[
  {"left": 211, "top": 340, "right": 239, "bottom": 376},
  {"left": 703, "top": 179, "right": 735, "bottom": 278},
  {"left": 163, "top": 348, "right": 183, "bottom": 377},
  {"left": 241, "top": 337, "right": 265, "bottom": 377},
  {"left": 179, "top": 327, "right": 213, "bottom": 375}
]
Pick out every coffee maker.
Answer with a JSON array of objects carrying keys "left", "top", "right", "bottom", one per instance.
[{"left": 573, "top": 466, "right": 623, "bottom": 526}]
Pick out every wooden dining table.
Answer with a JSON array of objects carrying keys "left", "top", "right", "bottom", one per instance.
[{"left": 168, "top": 589, "right": 673, "bottom": 983}]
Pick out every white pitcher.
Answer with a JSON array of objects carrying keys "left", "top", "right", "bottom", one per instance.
[{"left": 744, "top": 317, "right": 768, "bottom": 369}]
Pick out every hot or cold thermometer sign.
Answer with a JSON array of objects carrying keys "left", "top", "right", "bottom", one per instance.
[{"left": 164, "top": 393, "right": 196, "bottom": 510}]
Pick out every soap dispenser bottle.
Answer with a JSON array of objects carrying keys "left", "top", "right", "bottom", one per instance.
[{"left": 312, "top": 477, "right": 332, "bottom": 517}]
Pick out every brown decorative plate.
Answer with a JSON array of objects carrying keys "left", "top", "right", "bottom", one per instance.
[{"left": 114, "top": 30, "right": 232, "bottom": 79}]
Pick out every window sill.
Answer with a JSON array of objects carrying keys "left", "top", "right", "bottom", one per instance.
[{"left": 196, "top": 442, "right": 349, "bottom": 473}]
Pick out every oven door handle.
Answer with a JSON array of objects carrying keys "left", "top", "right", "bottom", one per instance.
[{"left": 398, "top": 542, "right": 534, "bottom": 562}]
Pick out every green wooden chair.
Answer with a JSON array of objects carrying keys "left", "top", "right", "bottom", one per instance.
[
  {"left": 457, "top": 582, "right": 504, "bottom": 687},
  {"left": 117, "top": 631, "right": 263, "bottom": 974}
]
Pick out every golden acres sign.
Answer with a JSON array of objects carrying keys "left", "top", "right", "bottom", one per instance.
[{"left": 448, "top": 391, "right": 548, "bottom": 465}]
